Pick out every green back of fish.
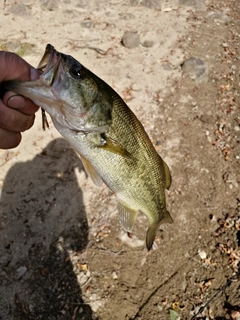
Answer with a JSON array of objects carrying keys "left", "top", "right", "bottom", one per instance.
[{"left": 70, "top": 79, "right": 172, "bottom": 244}]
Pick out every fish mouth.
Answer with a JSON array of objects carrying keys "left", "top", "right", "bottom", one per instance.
[
  {"left": 37, "top": 44, "right": 62, "bottom": 87},
  {"left": 36, "top": 44, "right": 87, "bottom": 132}
]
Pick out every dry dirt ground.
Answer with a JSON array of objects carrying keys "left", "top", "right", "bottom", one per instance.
[{"left": 0, "top": 0, "right": 240, "bottom": 319}]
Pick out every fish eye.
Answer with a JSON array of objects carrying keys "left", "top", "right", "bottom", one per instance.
[{"left": 70, "top": 65, "right": 85, "bottom": 79}]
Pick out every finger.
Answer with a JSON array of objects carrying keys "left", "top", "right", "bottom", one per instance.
[
  {"left": 0, "top": 101, "right": 35, "bottom": 132},
  {"left": 0, "top": 128, "right": 22, "bottom": 149},
  {"left": 0, "top": 51, "right": 40, "bottom": 82},
  {"left": 3, "top": 91, "right": 39, "bottom": 115}
]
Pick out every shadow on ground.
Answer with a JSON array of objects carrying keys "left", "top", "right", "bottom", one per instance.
[{"left": 0, "top": 138, "right": 95, "bottom": 320}]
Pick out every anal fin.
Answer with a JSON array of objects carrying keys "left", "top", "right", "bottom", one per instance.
[
  {"left": 80, "top": 155, "right": 102, "bottom": 186},
  {"left": 117, "top": 201, "right": 138, "bottom": 232}
]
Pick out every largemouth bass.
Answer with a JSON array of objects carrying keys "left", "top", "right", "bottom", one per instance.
[{"left": 6, "top": 44, "right": 173, "bottom": 250}]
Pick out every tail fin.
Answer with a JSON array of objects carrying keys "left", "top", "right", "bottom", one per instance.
[
  {"left": 146, "top": 224, "right": 158, "bottom": 251},
  {"left": 146, "top": 211, "right": 173, "bottom": 250}
]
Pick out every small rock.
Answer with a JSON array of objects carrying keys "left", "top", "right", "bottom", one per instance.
[
  {"left": 199, "top": 114, "right": 214, "bottom": 124},
  {"left": 179, "top": 0, "right": 206, "bottom": 11},
  {"left": 120, "top": 13, "right": 136, "bottom": 20},
  {"left": 234, "top": 125, "right": 240, "bottom": 132},
  {"left": 208, "top": 12, "right": 231, "bottom": 24},
  {"left": 16, "top": 266, "right": 27, "bottom": 279},
  {"left": 112, "top": 271, "right": 118, "bottom": 280},
  {"left": 162, "top": 63, "right": 174, "bottom": 71},
  {"left": 77, "top": 270, "right": 91, "bottom": 286},
  {"left": 76, "top": 0, "right": 89, "bottom": 8},
  {"left": 181, "top": 57, "right": 208, "bottom": 81},
  {"left": 130, "top": 0, "right": 140, "bottom": 5},
  {"left": 41, "top": 0, "right": 58, "bottom": 11},
  {"left": 122, "top": 31, "right": 140, "bottom": 49},
  {"left": 131, "top": 83, "right": 141, "bottom": 91},
  {"left": 81, "top": 21, "right": 95, "bottom": 29},
  {"left": 140, "top": 0, "right": 163, "bottom": 9},
  {"left": 142, "top": 40, "right": 154, "bottom": 48},
  {"left": 8, "top": 4, "right": 30, "bottom": 16},
  {"left": 198, "top": 250, "right": 207, "bottom": 260}
]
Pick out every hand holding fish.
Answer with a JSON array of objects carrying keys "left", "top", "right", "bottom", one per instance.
[{"left": 0, "top": 51, "right": 40, "bottom": 149}]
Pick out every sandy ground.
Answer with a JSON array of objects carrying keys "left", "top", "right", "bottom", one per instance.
[{"left": 0, "top": 0, "right": 240, "bottom": 319}]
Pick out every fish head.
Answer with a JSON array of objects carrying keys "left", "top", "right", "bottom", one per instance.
[{"left": 6, "top": 44, "right": 113, "bottom": 133}]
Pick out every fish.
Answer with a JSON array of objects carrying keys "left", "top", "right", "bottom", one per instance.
[{"left": 5, "top": 44, "right": 173, "bottom": 250}]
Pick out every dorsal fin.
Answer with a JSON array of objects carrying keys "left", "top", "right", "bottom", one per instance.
[{"left": 162, "top": 159, "right": 172, "bottom": 190}]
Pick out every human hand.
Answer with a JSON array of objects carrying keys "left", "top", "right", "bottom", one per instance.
[{"left": 0, "top": 51, "right": 41, "bottom": 149}]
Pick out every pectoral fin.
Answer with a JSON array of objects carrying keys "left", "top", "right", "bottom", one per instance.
[
  {"left": 87, "top": 133, "right": 130, "bottom": 158},
  {"left": 117, "top": 201, "right": 138, "bottom": 232},
  {"left": 99, "top": 135, "right": 131, "bottom": 158},
  {"left": 80, "top": 155, "right": 102, "bottom": 186}
]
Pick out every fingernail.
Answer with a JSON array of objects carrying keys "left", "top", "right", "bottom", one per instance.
[
  {"left": 30, "top": 67, "right": 41, "bottom": 81},
  {"left": 7, "top": 94, "right": 27, "bottom": 109}
]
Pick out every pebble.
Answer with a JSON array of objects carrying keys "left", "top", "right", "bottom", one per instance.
[
  {"left": 8, "top": 4, "right": 30, "bottom": 16},
  {"left": 130, "top": 0, "right": 161, "bottom": 9},
  {"left": 40, "top": 0, "right": 58, "bottom": 11},
  {"left": 131, "top": 0, "right": 207, "bottom": 10},
  {"left": 207, "top": 12, "right": 231, "bottom": 24},
  {"left": 199, "top": 114, "right": 214, "bottom": 124},
  {"left": 162, "top": 63, "right": 174, "bottom": 71},
  {"left": 131, "top": 83, "right": 141, "bottom": 91},
  {"left": 76, "top": 0, "right": 89, "bottom": 8},
  {"left": 234, "top": 125, "right": 240, "bottom": 132},
  {"left": 112, "top": 271, "right": 118, "bottom": 280},
  {"left": 120, "top": 13, "right": 136, "bottom": 20},
  {"left": 142, "top": 40, "right": 154, "bottom": 48},
  {"left": 16, "top": 266, "right": 27, "bottom": 279},
  {"left": 81, "top": 21, "right": 95, "bottom": 28},
  {"left": 77, "top": 270, "right": 91, "bottom": 286},
  {"left": 179, "top": 0, "right": 206, "bottom": 11},
  {"left": 140, "top": 0, "right": 162, "bottom": 9},
  {"left": 198, "top": 249, "right": 207, "bottom": 260},
  {"left": 181, "top": 57, "right": 208, "bottom": 81},
  {"left": 121, "top": 31, "right": 140, "bottom": 49}
]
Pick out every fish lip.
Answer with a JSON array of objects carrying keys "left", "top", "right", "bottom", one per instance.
[{"left": 37, "top": 44, "right": 62, "bottom": 86}]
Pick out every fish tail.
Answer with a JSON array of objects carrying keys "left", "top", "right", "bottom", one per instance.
[
  {"left": 146, "top": 211, "right": 173, "bottom": 250},
  {"left": 146, "top": 223, "right": 158, "bottom": 251}
]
